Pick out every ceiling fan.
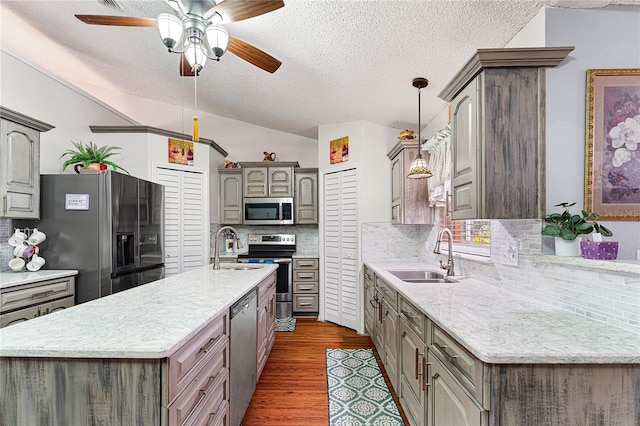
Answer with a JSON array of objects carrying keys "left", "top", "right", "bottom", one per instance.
[{"left": 75, "top": 0, "right": 284, "bottom": 75}]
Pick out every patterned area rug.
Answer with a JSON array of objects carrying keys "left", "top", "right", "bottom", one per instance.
[
  {"left": 326, "top": 348, "right": 404, "bottom": 426},
  {"left": 274, "top": 317, "right": 296, "bottom": 332}
]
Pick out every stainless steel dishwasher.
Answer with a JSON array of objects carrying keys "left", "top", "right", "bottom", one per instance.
[{"left": 230, "top": 288, "right": 257, "bottom": 426}]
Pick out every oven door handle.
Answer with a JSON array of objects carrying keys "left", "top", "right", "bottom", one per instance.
[{"left": 274, "top": 259, "right": 292, "bottom": 264}]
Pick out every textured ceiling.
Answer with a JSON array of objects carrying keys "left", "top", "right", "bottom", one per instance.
[{"left": 2, "top": 0, "right": 640, "bottom": 139}]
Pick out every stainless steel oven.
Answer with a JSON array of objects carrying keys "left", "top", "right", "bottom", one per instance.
[
  {"left": 243, "top": 197, "right": 294, "bottom": 225},
  {"left": 237, "top": 234, "right": 296, "bottom": 318}
]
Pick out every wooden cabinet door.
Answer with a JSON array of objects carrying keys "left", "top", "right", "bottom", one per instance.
[
  {"left": 294, "top": 172, "right": 317, "bottom": 224},
  {"left": 256, "top": 298, "right": 269, "bottom": 378},
  {"left": 243, "top": 167, "right": 268, "bottom": 197},
  {"left": 0, "top": 305, "right": 40, "bottom": 328},
  {"left": 400, "top": 320, "right": 426, "bottom": 426},
  {"left": 383, "top": 299, "right": 399, "bottom": 392},
  {"left": 219, "top": 171, "right": 242, "bottom": 224},
  {"left": 363, "top": 276, "right": 376, "bottom": 337},
  {"left": 390, "top": 154, "right": 403, "bottom": 224},
  {"left": 450, "top": 77, "right": 479, "bottom": 220},
  {"left": 428, "top": 354, "right": 485, "bottom": 426},
  {"left": 0, "top": 119, "right": 40, "bottom": 219},
  {"left": 268, "top": 167, "right": 293, "bottom": 197}
]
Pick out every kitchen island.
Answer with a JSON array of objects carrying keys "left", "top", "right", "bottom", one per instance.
[
  {"left": 365, "top": 261, "right": 640, "bottom": 426},
  {"left": 0, "top": 263, "right": 278, "bottom": 425}
]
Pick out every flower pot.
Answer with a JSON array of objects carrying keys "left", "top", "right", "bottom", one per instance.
[
  {"left": 554, "top": 237, "right": 580, "bottom": 257},
  {"left": 580, "top": 241, "right": 619, "bottom": 260},
  {"left": 74, "top": 163, "right": 107, "bottom": 174}
]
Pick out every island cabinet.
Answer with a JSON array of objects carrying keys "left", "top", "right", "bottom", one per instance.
[
  {"left": 0, "top": 107, "right": 54, "bottom": 219},
  {"left": 438, "top": 47, "right": 574, "bottom": 220},
  {"left": 387, "top": 140, "right": 431, "bottom": 224},
  {"left": 294, "top": 168, "right": 318, "bottom": 224},
  {"left": 0, "top": 275, "right": 75, "bottom": 328},
  {"left": 0, "top": 310, "right": 230, "bottom": 426},
  {"left": 239, "top": 161, "right": 299, "bottom": 198},
  {"left": 257, "top": 272, "right": 276, "bottom": 379},
  {"left": 218, "top": 168, "right": 243, "bottom": 224}
]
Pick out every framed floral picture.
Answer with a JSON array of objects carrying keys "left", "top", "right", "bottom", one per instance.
[{"left": 584, "top": 68, "right": 640, "bottom": 220}]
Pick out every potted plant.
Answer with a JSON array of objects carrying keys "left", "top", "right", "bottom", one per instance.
[
  {"left": 60, "top": 141, "right": 129, "bottom": 174},
  {"left": 541, "top": 202, "right": 614, "bottom": 257}
]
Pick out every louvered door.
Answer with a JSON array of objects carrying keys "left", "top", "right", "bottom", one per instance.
[
  {"left": 154, "top": 166, "right": 207, "bottom": 276},
  {"left": 323, "top": 168, "right": 358, "bottom": 330}
]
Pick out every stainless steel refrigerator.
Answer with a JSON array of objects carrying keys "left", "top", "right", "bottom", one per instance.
[{"left": 20, "top": 171, "right": 165, "bottom": 304}]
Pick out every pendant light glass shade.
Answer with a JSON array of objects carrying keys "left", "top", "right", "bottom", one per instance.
[
  {"left": 407, "top": 153, "right": 432, "bottom": 179},
  {"left": 206, "top": 25, "right": 230, "bottom": 59},
  {"left": 184, "top": 40, "right": 207, "bottom": 73},
  {"left": 156, "top": 13, "right": 184, "bottom": 51},
  {"left": 407, "top": 77, "right": 433, "bottom": 179}
]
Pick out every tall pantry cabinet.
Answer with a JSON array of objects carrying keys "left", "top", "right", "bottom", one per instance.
[{"left": 438, "top": 47, "right": 574, "bottom": 220}]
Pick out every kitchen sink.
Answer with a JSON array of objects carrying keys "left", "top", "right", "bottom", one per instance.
[
  {"left": 386, "top": 269, "right": 455, "bottom": 283},
  {"left": 219, "top": 265, "right": 264, "bottom": 271}
]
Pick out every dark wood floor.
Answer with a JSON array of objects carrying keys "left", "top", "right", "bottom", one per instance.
[{"left": 241, "top": 317, "right": 408, "bottom": 425}]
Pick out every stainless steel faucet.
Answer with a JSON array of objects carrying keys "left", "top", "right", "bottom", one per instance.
[
  {"left": 213, "top": 226, "right": 244, "bottom": 270},
  {"left": 433, "top": 227, "right": 455, "bottom": 276}
]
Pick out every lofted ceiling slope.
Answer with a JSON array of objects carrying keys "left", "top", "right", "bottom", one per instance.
[{"left": 2, "top": 0, "right": 640, "bottom": 139}]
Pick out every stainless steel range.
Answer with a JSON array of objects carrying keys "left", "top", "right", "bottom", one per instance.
[{"left": 237, "top": 234, "right": 295, "bottom": 318}]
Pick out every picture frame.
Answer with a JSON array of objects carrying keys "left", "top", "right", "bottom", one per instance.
[
  {"left": 330, "top": 136, "right": 349, "bottom": 164},
  {"left": 584, "top": 68, "right": 640, "bottom": 220}
]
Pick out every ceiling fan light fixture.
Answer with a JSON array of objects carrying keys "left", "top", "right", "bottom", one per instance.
[
  {"left": 156, "top": 13, "right": 184, "bottom": 51},
  {"left": 184, "top": 41, "right": 207, "bottom": 73},
  {"left": 205, "top": 25, "right": 230, "bottom": 59}
]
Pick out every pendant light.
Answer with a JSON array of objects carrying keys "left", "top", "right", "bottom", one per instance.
[{"left": 407, "top": 77, "right": 433, "bottom": 179}]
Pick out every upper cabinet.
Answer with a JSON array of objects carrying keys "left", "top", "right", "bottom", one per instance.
[
  {"left": 439, "top": 47, "right": 574, "bottom": 220},
  {"left": 387, "top": 141, "right": 431, "bottom": 224},
  {"left": 240, "top": 162, "right": 298, "bottom": 198},
  {"left": 294, "top": 168, "right": 318, "bottom": 224},
  {"left": 219, "top": 168, "right": 243, "bottom": 224},
  {"left": 0, "top": 107, "right": 54, "bottom": 219}
]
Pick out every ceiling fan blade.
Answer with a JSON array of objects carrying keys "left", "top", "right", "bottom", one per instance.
[
  {"left": 75, "top": 14, "right": 156, "bottom": 27},
  {"left": 179, "top": 53, "right": 196, "bottom": 77},
  {"left": 228, "top": 37, "right": 282, "bottom": 73},
  {"left": 204, "top": 0, "right": 284, "bottom": 22}
]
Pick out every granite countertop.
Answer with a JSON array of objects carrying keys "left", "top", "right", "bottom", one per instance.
[
  {"left": 366, "top": 261, "right": 640, "bottom": 364},
  {"left": 0, "top": 264, "right": 278, "bottom": 359},
  {"left": 0, "top": 270, "right": 79, "bottom": 289}
]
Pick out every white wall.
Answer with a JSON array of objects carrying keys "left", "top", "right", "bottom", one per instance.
[{"left": 543, "top": 6, "right": 640, "bottom": 259}]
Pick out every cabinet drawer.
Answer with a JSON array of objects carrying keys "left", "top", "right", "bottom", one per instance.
[
  {"left": 364, "top": 266, "right": 375, "bottom": 286},
  {"left": 168, "top": 312, "right": 228, "bottom": 402},
  {"left": 171, "top": 352, "right": 229, "bottom": 426},
  {"left": 293, "top": 258, "right": 318, "bottom": 269},
  {"left": 399, "top": 297, "right": 425, "bottom": 342},
  {"left": 293, "top": 294, "right": 318, "bottom": 312},
  {"left": 187, "top": 399, "right": 229, "bottom": 426},
  {"left": 377, "top": 279, "right": 398, "bottom": 310},
  {"left": 293, "top": 282, "right": 318, "bottom": 293},
  {"left": 429, "top": 322, "right": 486, "bottom": 405},
  {"left": 293, "top": 270, "right": 318, "bottom": 282},
  {"left": 1, "top": 277, "right": 74, "bottom": 313}
]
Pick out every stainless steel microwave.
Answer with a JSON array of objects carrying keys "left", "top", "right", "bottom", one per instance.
[{"left": 243, "top": 197, "right": 294, "bottom": 225}]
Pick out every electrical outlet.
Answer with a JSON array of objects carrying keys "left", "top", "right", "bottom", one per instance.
[
  {"left": 313, "top": 237, "right": 318, "bottom": 245},
  {"left": 504, "top": 236, "right": 519, "bottom": 266}
]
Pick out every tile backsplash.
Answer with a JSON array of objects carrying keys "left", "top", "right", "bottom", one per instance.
[
  {"left": 361, "top": 220, "right": 640, "bottom": 335},
  {"left": 211, "top": 224, "right": 319, "bottom": 256}
]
